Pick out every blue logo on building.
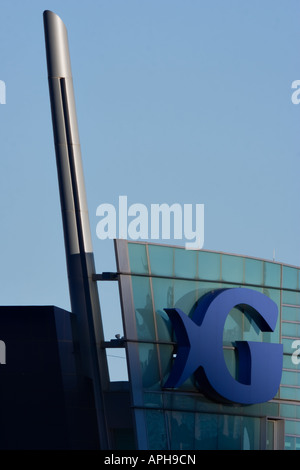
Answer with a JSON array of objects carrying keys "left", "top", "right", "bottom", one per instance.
[{"left": 164, "top": 288, "right": 283, "bottom": 405}]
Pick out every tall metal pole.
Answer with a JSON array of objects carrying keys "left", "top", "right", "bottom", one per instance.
[{"left": 43, "top": 10, "right": 110, "bottom": 449}]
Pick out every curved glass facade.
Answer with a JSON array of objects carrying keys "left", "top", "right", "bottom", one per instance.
[{"left": 115, "top": 240, "right": 300, "bottom": 450}]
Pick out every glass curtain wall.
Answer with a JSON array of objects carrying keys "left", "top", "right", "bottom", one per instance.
[{"left": 115, "top": 240, "right": 300, "bottom": 450}]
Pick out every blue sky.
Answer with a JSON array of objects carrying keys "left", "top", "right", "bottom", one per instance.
[{"left": 0, "top": 1, "right": 299, "bottom": 379}]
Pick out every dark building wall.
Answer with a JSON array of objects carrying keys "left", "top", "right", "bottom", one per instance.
[
  {"left": 0, "top": 306, "right": 99, "bottom": 449},
  {"left": 104, "top": 381, "right": 135, "bottom": 450}
]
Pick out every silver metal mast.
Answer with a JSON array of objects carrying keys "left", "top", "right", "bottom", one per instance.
[{"left": 43, "top": 10, "right": 109, "bottom": 449}]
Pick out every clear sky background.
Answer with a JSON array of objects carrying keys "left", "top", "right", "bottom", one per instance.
[{"left": 0, "top": 0, "right": 299, "bottom": 379}]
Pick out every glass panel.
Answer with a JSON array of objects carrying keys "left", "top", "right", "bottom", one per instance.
[
  {"left": 128, "top": 242, "right": 149, "bottom": 274},
  {"left": 223, "top": 308, "right": 243, "bottom": 344},
  {"left": 152, "top": 277, "right": 174, "bottom": 341},
  {"left": 282, "top": 306, "right": 300, "bottom": 322},
  {"left": 195, "top": 281, "right": 223, "bottom": 309},
  {"left": 221, "top": 254, "right": 244, "bottom": 284},
  {"left": 263, "top": 287, "right": 280, "bottom": 309},
  {"left": 245, "top": 258, "right": 263, "bottom": 286},
  {"left": 223, "top": 307, "right": 263, "bottom": 344},
  {"left": 165, "top": 392, "right": 197, "bottom": 411},
  {"left": 169, "top": 411, "right": 195, "bottom": 450},
  {"left": 218, "top": 415, "right": 241, "bottom": 450},
  {"left": 174, "top": 248, "right": 197, "bottom": 279},
  {"left": 282, "top": 266, "right": 298, "bottom": 290},
  {"left": 195, "top": 413, "right": 218, "bottom": 450},
  {"left": 243, "top": 309, "right": 263, "bottom": 342},
  {"left": 173, "top": 279, "right": 198, "bottom": 316},
  {"left": 280, "top": 403, "right": 297, "bottom": 419},
  {"left": 285, "top": 435, "right": 295, "bottom": 450},
  {"left": 281, "top": 370, "right": 300, "bottom": 386},
  {"left": 195, "top": 397, "right": 221, "bottom": 414},
  {"left": 280, "top": 386, "right": 300, "bottom": 400},
  {"left": 179, "top": 373, "right": 198, "bottom": 391},
  {"left": 241, "top": 417, "right": 260, "bottom": 450},
  {"left": 284, "top": 419, "right": 300, "bottom": 436},
  {"left": 148, "top": 245, "right": 174, "bottom": 277},
  {"left": 282, "top": 290, "right": 300, "bottom": 306},
  {"left": 261, "top": 288, "right": 280, "bottom": 344},
  {"left": 146, "top": 410, "right": 168, "bottom": 450},
  {"left": 139, "top": 343, "right": 160, "bottom": 390},
  {"left": 159, "top": 344, "right": 174, "bottom": 386},
  {"left": 132, "top": 276, "right": 155, "bottom": 340},
  {"left": 143, "top": 392, "right": 163, "bottom": 409},
  {"left": 295, "top": 405, "right": 300, "bottom": 419},
  {"left": 198, "top": 251, "right": 221, "bottom": 281},
  {"left": 282, "top": 322, "right": 300, "bottom": 338},
  {"left": 223, "top": 348, "right": 237, "bottom": 380},
  {"left": 258, "top": 402, "right": 279, "bottom": 418},
  {"left": 264, "top": 262, "right": 281, "bottom": 288}
]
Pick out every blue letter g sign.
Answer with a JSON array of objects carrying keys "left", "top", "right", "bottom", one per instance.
[{"left": 164, "top": 288, "right": 283, "bottom": 405}]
